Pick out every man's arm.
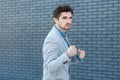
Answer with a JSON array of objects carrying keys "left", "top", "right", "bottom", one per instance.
[{"left": 43, "top": 39, "right": 69, "bottom": 73}]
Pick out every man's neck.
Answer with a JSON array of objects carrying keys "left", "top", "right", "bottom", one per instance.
[{"left": 55, "top": 24, "right": 66, "bottom": 32}]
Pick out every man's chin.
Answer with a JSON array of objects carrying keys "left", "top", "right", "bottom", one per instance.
[
  {"left": 65, "top": 28, "right": 70, "bottom": 31},
  {"left": 67, "top": 26, "right": 71, "bottom": 30},
  {"left": 63, "top": 26, "right": 71, "bottom": 31}
]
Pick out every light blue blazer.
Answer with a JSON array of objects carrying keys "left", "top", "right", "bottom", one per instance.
[{"left": 42, "top": 26, "right": 81, "bottom": 80}]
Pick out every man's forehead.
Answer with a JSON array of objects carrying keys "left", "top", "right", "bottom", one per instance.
[{"left": 60, "top": 12, "right": 72, "bottom": 17}]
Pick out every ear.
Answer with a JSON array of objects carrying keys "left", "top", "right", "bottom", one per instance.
[{"left": 54, "top": 18, "right": 58, "bottom": 24}]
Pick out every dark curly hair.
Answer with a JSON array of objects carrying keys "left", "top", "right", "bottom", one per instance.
[{"left": 53, "top": 5, "right": 73, "bottom": 19}]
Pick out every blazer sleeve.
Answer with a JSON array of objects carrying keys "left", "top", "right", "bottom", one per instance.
[{"left": 43, "top": 37, "right": 70, "bottom": 73}]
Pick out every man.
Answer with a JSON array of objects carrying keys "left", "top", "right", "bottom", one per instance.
[{"left": 42, "top": 5, "right": 85, "bottom": 80}]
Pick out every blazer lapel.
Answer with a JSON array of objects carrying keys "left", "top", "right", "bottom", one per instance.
[{"left": 53, "top": 26, "right": 69, "bottom": 49}]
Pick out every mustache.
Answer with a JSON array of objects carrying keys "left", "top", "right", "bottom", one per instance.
[{"left": 66, "top": 23, "right": 71, "bottom": 25}]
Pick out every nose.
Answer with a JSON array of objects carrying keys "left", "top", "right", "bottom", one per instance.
[{"left": 67, "top": 18, "right": 72, "bottom": 23}]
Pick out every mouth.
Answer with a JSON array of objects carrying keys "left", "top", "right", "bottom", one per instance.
[{"left": 65, "top": 23, "right": 71, "bottom": 27}]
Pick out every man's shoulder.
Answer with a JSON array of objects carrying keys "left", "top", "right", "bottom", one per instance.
[
  {"left": 45, "top": 28, "right": 58, "bottom": 40},
  {"left": 48, "top": 27, "right": 60, "bottom": 38}
]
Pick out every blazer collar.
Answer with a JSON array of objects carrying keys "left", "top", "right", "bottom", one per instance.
[{"left": 53, "top": 25, "right": 69, "bottom": 48}]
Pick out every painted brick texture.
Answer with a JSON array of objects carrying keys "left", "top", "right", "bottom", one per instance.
[{"left": 0, "top": 0, "right": 120, "bottom": 80}]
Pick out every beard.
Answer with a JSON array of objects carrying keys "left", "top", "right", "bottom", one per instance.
[
  {"left": 64, "top": 23, "right": 71, "bottom": 30},
  {"left": 59, "top": 25, "right": 71, "bottom": 31},
  {"left": 65, "top": 23, "right": 71, "bottom": 27},
  {"left": 56, "top": 23, "right": 71, "bottom": 32}
]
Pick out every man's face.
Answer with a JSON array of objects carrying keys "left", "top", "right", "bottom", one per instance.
[{"left": 54, "top": 12, "right": 72, "bottom": 32}]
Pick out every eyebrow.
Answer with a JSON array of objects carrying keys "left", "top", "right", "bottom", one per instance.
[
  {"left": 70, "top": 16, "right": 72, "bottom": 19},
  {"left": 62, "top": 16, "right": 67, "bottom": 19},
  {"left": 62, "top": 16, "right": 72, "bottom": 19}
]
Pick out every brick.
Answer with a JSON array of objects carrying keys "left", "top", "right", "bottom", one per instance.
[{"left": 0, "top": 0, "right": 120, "bottom": 80}]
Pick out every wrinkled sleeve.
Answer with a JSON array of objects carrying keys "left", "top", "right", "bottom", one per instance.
[{"left": 43, "top": 38, "right": 69, "bottom": 73}]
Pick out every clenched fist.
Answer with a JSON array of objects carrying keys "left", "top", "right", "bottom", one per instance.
[
  {"left": 67, "top": 45, "right": 77, "bottom": 58},
  {"left": 67, "top": 45, "right": 85, "bottom": 59},
  {"left": 77, "top": 49, "right": 85, "bottom": 59}
]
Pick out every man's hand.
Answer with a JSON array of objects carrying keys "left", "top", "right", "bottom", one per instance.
[
  {"left": 67, "top": 45, "right": 85, "bottom": 59},
  {"left": 77, "top": 49, "right": 85, "bottom": 59},
  {"left": 67, "top": 45, "right": 77, "bottom": 58}
]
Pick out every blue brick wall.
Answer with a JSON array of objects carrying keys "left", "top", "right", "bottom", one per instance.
[{"left": 0, "top": 0, "right": 120, "bottom": 80}]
